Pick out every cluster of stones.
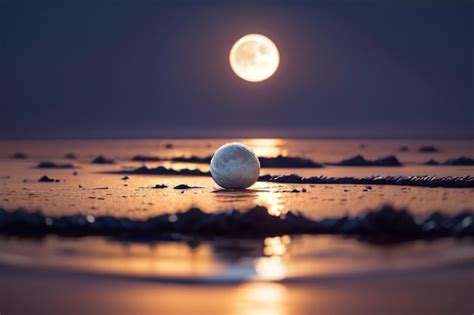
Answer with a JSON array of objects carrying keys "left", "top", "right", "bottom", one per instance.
[{"left": 0, "top": 206, "right": 472, "bottom": 240}]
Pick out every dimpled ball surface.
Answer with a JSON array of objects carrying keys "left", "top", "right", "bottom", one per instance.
[{"left": 210, "top": 143, "right": 260, "bottom": 189}]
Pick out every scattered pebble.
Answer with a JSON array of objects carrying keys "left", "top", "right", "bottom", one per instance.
[
  {"left": 91, "top": 156, "right": 115, "bottom": 164},
  {"left": 418, "top": 146, "right": 438, "bottom": 153},
  {"left": 174, "top": 184, "right": 201, "bottom": 190},
  {"left": 153, "top": 184, "right": 168, "bottom": 189},
  {"left": 38, "top": 176, "right": 56, "bottom": 183},
  {"left": 11, "top": 153, "right": 28, "bottom": 159}
]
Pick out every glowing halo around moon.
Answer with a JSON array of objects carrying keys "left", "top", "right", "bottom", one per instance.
[{"left": 229, "top": 34, "right": 280, "bottom": 82}]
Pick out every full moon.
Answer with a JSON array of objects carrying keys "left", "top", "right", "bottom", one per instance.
[
  {"left": 210, "top": 143, "right": 260, "bottom": 189},
  {"left": 229, "top": 34, "right": 280, "bottom": 82}
]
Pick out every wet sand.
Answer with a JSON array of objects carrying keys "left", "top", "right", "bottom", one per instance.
[{"left": 1, "top": 161, "right": 473, "bottom": 219}]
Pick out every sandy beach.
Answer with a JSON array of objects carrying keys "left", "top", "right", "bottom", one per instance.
[{"left": 0, "top": 139, "right": 473, "bottom": 314}]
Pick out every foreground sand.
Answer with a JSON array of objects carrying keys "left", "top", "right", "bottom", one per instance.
[{"left": 1, "top": 262, "right": 473, "bottom": 315}]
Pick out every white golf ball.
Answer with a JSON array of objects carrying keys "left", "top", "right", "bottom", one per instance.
[{"left": 210, "top": 143, "right": 260, "bottom": 189}]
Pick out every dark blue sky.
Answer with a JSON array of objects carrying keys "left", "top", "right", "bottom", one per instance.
[{"left": 1, "top": 0, "right": 473, "bottom": 138}]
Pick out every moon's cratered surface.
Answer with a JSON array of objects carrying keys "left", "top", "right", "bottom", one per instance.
[
  {"left": 229, "top": 34, "right": 280, "bottom": 82},
  {"left": 210, "top": 143, "right": 261, "bottom": 189}
]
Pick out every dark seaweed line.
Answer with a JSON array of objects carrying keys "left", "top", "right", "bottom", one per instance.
[
  {"left": 0, "top": 206, "right": 473, "bottom": 241},
  {"left": 258, "top": 174, "right": 474, "bottom": 188}
]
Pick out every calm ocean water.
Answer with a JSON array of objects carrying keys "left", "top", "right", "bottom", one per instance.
[{"left": 1, "top": 138, "right": 473, "bottom": 164}]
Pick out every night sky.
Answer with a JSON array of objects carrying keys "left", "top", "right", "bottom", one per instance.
[{"left": 1, "top": 1, "right": 473, "bottom": 138}]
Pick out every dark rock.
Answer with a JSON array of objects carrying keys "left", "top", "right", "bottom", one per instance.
[
  {"left": 421, "top": 212, "right": 451, "bottom": 236},
  {"left": 174, "top": 208, "right": 206, "bottom": 232},
  {"left": 375, "top": 155, "right": 402, "bottom": 166},
  {"left": 118, "top": 218, "right": 136, "bottom": 232},
  {"left": 64, "top": 153, "right": 76, "bottom": 160},
  {"left": 193, "top": 212, "right": 235, "bottom": 234},
  {"left": 240, "top": 206, "right": 287, "bottom": 235},
  {"left": 258, "top": 174, "right": 272, "bottom": 181},
  {"left": 173, "top": 184, "right": 201, "bottom": 190},
  {"left": 11, "top": 153, "right": 28, "bottom": 159},
  {"left": 399, "top": 146, "right": 409, "bottom": 152},
  {"left": 92, "top": 216, "right": 121, "bottom": 232},
  {"left": 143, "top": 214, "right": 173, "bottom": 232},
  {"left": 38, "top": 176, "right": 56, "bottom": 183},
  {"left": 153, "top": 184, "right": 167, "bottom": 189},
  {"left": 171, "top": 155, "right": 212, "bottom": 163},
  {"left": 121, "top": 176, "right": 130, "bottom": 180},
  {"left": 356, "top": 206, "right": 420, "bottom": 236},
  {"left": 165, "top": 143, "right": 174, "bottom": 149},
  {"left": 443, "top": 156, "right": 474, "bottom": 166},
  {"left": 337, "top": 155, "right": 367, "bottom": 166},
  {"left": 425, "top": 159, "right": 440, "bottom": 166},
  {"left": 259, "top": 155, "right": 323, "bottom": 168},
  {"left": 335, "top": 155, "right": 402, "bottom": 167},
  {"left": 317, "top": 218, "right": 346, "bottom": 233},
  {"left": 36, "top": 162, "right": 75, "bottom": 169},
  {"left": 131, "top": 155, "right": 162, "bottom": 162},
  {"left": 338, "top": 217, "right": 364, "bottom": 234},
  {"left": 261, "top": 174, "right": 303, "bottom": 184},
  {"left": 453, "top": 215, "right": 474, "bottom": 237},
  {"left": 91, "top": 156, "right": 115, "bottom": 164},
  {"left": 418, "top": 146, "right": 438, "bottom": 153},
  {"left": 283, "top": 211, "right": 316, "bottom": 233}
]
